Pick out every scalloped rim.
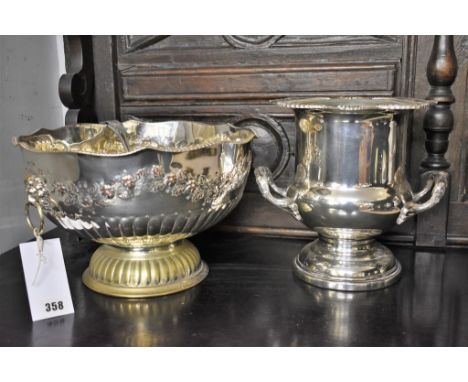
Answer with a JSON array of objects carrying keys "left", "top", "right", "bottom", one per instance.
[
  {"left": 13, "top": 120, "right": 256, "bottom": 156},
  {"left": 276, "top": 97, "right": 436, "bottom": 111}
]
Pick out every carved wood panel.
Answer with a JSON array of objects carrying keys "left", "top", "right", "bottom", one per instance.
[
  {"left": 88, "top": 35, "right": 467, "bottom": 244},
  {"left": 90, "top": 35, "right": 418, "bottom": 241},
  {"left": 445, "top": 36, "right": 468, "bottom": 243}
]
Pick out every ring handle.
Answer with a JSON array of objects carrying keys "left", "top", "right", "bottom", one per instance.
[
  {"left": 254, "top": 166, "right": 302, "bottom": 221},
  {"left": 25, "top": 201, "right": 45, "bottom": 237},
  {"left": 397, "top": 171, "right": 449, "bottom": 225}
]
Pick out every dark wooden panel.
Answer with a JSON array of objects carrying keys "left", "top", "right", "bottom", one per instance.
[
  {"left": 448, "top": 36, "right": 468, "bottom": 203},
  {"left": 448, "top": 202, "right": 468, "bottom": 238},
  {"left": 116, "top": 35, "right": 404, "bottom": 69},
  {"left": 121, "top": 65, "right": 395, "bottom": 102},
  {"left": 116, "top": 35, "right": 402, "bottom": 107},
  {"left": 118, "top": 35, "right": 403, "bottom": 55},
  {"left": 69, "top": 35, "right": 468, "bottom": 243},
  {"left": 93, "top": 36, "right": 119, "bottom": 121},
  {"left": 108, "top": 35, "right": 415, "bottom": 239},
  {"left": 445, "top": 37, "right": 468, "bottom": 241}
]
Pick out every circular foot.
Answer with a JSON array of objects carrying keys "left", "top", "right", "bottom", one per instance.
[
  {"left": 82, "top": 239, "right": 208, "bottom": 298},
  {"left": 293, "top": 238, "right": 401, "bottom": 291}
]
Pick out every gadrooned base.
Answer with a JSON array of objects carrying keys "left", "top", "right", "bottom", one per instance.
[
  {"left": 82, "top": 239, "right": 208, "bottom": 298},
  {"left": 293, "top": 237, "right": 401, "bottom": 291}
]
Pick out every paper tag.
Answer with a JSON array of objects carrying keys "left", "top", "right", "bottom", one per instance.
[{"left": 19, "top": 238, "right": 75, "bottom": 321}]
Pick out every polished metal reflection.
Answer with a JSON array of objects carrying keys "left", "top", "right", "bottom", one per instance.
[
  {"left": 89, "top": 288, "right": 198, "bottom": 346},
  {"left": 256, "top": 97, "right": 449, "bottom": 291},
  {"left": 15, "top": 119, "right": 254, "bottom": 297},
  {"left": 299, "top": 283, "right": 386, "bottom": 345}
]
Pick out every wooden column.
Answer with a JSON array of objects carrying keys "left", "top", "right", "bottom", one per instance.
[
  {"left": 416, "top": 36, "right": 458, "bottom": 247},
  {"left": 92, "top": 36, "right": 119, "bottom": 121}
]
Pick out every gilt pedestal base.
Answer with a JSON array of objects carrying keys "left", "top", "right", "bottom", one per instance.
[{"left": 82, "top": 240, "right": 208, "bottom": 298}]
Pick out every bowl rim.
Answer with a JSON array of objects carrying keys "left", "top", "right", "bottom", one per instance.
[
  {"left": 275, "top": 96, "right": 436, "bottom": 112},
  {"left": 13, "top": 119, "right": 256, "bottom": 157}
]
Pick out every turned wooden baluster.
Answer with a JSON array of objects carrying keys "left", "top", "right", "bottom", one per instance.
[
  {"left": 421, "top": 36, "right": 458, "bottom": 170},
  {"left": 416, "top": 35, "right": 458, "bottom": 247}
]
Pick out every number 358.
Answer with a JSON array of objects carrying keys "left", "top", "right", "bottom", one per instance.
[{"left": 45, "top": 301, "right": 64, "bottom": 312}]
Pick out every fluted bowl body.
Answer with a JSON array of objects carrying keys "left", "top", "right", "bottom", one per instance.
[{"left": 16, "top": 120, "right": 254, "bottom": 248}]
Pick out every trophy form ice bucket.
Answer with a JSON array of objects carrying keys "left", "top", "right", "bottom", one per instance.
[
  {"left": 15, "top": 119, "right": 254, "bottom": 298},
  {"left": 255, "top": 97, "right": 448, "bottom": 291}
]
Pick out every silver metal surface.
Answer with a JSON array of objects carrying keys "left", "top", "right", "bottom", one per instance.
[
  {"left": 16, "top": 119, "right": 254, "bottom": 246},
  {"left": 256, "top": 97, "right": 448, "bottom": 291},
  {"left": 15, "top": 119, "right": 254, "bottom": 297},
  {"left": 277, "top": 96, "right": 435, "bottom": 112}
]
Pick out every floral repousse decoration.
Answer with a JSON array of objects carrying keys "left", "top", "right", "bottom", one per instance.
[{"left": 25, "top": 152, "right": 250, "bottom": 218}]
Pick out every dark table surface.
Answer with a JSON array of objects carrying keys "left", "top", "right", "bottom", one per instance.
[{"left": 1, "top": 228, "right": 468, "bottom": 346}]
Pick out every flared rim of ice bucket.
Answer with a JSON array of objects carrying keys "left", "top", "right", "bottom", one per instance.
[
  {"left": 276, "top": 96, "right": 436, "bottom": 112},
  {"left": 13, "top": 119, "right": 256, "bottom": 157}
]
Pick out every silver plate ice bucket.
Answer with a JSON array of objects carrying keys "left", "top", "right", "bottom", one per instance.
[{"left": 255, "top": 97, "right": 448, "bottom": 291}]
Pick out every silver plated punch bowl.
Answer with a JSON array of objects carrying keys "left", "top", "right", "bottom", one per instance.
[{"left": 14, "top": 119, "right": 255, "bottom": 297}]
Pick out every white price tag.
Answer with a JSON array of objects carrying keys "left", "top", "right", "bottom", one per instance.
[{"left": 19, "top": 238, "right": 75, "bottom": 321}]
